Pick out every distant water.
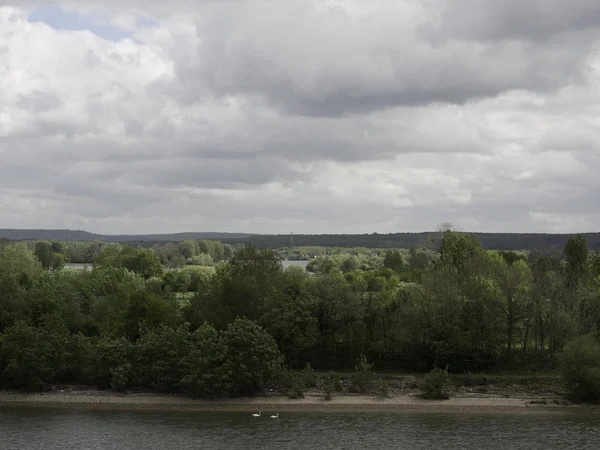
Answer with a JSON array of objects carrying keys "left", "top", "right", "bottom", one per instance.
[
  {"left": 63, "top": 260, "right": 309, "bottom": 271},
  {"left": 2, "top": 408, "right": 600, "bottom": 449}
]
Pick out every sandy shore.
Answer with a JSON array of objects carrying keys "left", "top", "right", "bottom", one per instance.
[{"left": 0, "top": 390, "right": 596, "bottom": 414}]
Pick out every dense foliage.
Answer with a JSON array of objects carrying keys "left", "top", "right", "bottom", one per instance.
[
  {"left": 3, "top": 229, "right": 600, "bottom": 250},
  {"left": 1, "top": 232, "right": 600, "bottom": 400}
]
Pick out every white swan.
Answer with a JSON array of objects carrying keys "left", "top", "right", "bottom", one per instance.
[
  {"left": 270, "top": 413, "right": 278, "bottom": 419},
  {"left": 252, "top": 411, "right": 261, "bottom": 417}
]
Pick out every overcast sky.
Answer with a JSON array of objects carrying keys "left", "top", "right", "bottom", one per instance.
[{"left": 1, "top": 1, "right": 599, "bottom": 235}]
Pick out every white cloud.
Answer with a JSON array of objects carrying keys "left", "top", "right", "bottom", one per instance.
[{"left": 1, "top": 2, "right": 600, "bottom": 234}]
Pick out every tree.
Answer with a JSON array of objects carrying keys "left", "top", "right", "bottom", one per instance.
[
  {"left": 0, "top": 315, "right": 71, "bottom": 391},
  {"left": 180, "top": 324, "right": 231, "bottom": 398},
  {"left": 489, "top": 254, "right": 533, "bottom": 359},
  {"left": 258, "top": 267, "right": 319, "bottom": 366},
  {"left": 0, "top": 242, "right": 43, "bottom": 286},
  {"left": 34, "top": 242, "right": 53, "bottom": 269},
  {"left": 120, "top": 247, "right": 164, "bottom": 279},
  {"left": 220, "top": 318, "right": 284, "bottom": 396},
  {"left": 439, "top": 231, "right": 483, "bottom": 274},
  {"left": 409, "top": 247, "right": 428, "bottom": 270},
  {"left": 193, "top": 245, "right": 283, "bottom": 328},
  {"left": 383, "top": 250, "right": 405, "bottom": 272},
  {"left": 135, "top": 324, "right": 191, "bottom": 392},
  {"left": 559, "top": 334, "right": 600, "bottom": 401},
  {"left": 178, "top": 240, "right": 198, "bottom": 260},
  {"left": 564, "top": 234, "right": 590, "bottom": 288},
  {"left": 591, "top": 252, "right": 600, "bottom": 279}
]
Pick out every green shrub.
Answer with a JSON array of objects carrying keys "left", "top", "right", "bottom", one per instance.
[
  {"left": 302, "top": 363, "right": 317, "bottom": 388},
  {"left": 375, "top": 377, "right": 390, "bottom": 398},
  {"left": 462, "top": 370, "right": 488, "bottom": 387},
  {"left": 422, "top": 366, "right": 451, "bottom": 399},
  {"left": 324, "top": 379, "right": 334, "bottom": 401},
  {"left": 327, "top": 371, "right": 342, "bottom": 392},
  {"left": 349, "top": 355, "right": 374, "bottom": 393},
  {"left": 289, "top": 375, "right": 306, "bottom": 399},
  {"left": 558, "top": 334, "right": 600, "bottom": 402},
  {"left": 110, "top": 363, "right": 132, "bottom": 392}
]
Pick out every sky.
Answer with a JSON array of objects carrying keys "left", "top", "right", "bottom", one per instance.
[{"left": 1, "top": 1, "right": 600, "bottom": 235}]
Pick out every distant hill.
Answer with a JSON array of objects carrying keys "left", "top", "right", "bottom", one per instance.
[
  {"left": 0, "top": 229, "right": 254, "bottom": 242},
  {"left": 1, "top": 229, "right": 599, "bottom": 250}
]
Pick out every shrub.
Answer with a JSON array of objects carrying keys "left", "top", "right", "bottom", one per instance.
[
  {"left": 558, "top": 334, "right": 600, "bottom": 402},
  {"left": 375, "top": 377, "right": 391, "bottom": 398},
  {"left": 110, "top": 363, "right": 132, "bottom": 392},
  {"left": 462, "top": 370, "right": 488, "bottom": 387},
  {"left": 289, "top": 374, "right": 306, "bottom": 399},
  {"left": 302, "top": 363, "right": 317, "bottom": 388},
  {"left": 349, "top": 355, "right": 374, "bottom": 393},
  {"left": 327, "top": 371, "right": 343, "bottom": 392},
  {"left": 422, "top": 367, "right": 451, "bottom": 399},
  {"left": 324, "top": 379, "right": 334, "bottom": 401}
]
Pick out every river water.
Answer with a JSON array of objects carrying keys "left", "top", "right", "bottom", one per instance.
[{"left": 2, "top": 408, "right": 600, "bottom": 449}]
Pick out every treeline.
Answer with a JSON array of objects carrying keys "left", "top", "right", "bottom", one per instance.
[
  {"left": 3, "top": 229, "right": 600, "bottom": 251},
  {"left": 1, "top": 233, "right": 600, "bottom": 399},
  {"left": 14, "top": 239, "right": 234, "bottom": 268}
]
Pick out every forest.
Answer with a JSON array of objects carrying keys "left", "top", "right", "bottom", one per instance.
[
  {"left": 1, "top": 231, "right": 600, "bottom": 401},
  {"left": 2, "top": 228, "right": 600, "bottom": 250}
]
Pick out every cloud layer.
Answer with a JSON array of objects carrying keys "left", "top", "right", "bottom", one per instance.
[{"left": 1, "top": 1, "right": 600, "bottom": 234}]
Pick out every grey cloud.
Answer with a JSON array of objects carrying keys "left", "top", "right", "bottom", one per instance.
[
  {"left": 169, "top": 1, "right": 593, "bottom": 118},
  {"left": 128, "top": 156, "right": 310, "bottom": 189},
  {"left": 17, "top": 90, "right": 62, "bottom": 111},
  {"left": 428, "top": 0, "right": 600, "bottom": 42},
  {"left": 2, "top": 2, "right": 600, "bottom": 234}
]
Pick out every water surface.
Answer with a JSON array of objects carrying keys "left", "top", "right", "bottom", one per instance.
[{"left": 2, "top": 408, "right": 600, "bottom": 449}]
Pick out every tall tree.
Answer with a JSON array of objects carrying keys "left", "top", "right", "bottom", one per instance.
[{"left": 564, "top": 234, "right": 590, "bottom": 288}]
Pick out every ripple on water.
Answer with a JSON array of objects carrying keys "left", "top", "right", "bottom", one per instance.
[{"left": 2, "top": 409, "right": 600, "bottom": 449}]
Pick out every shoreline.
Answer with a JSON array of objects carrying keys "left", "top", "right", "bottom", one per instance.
[{"left": 1, "top": 390, "right": 596, "bottom": 415}]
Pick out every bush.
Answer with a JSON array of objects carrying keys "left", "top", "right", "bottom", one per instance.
[
  {"left": 375, "top": 377, "right": 390, "bottom": 398},
  {"left": 110, "top": 363, "right": 132, "bottom": 392},
  {"left": 422, "top": 367, "right": 451, "bottom": 399},
  {"left": 349, "top": 355, "right": 374, "bottom": 393},
  {"left": 289, "top": 374, "right": 306, "bottom": 399},
  {"left": 558, "top": 334, "right": 600, "bottom": 402},
  {"left": 302, "top": 363, "right": 317, "bottom": 388},
  {"left": 462, "top": 370, "right": 488, "bottom": 387},
  {"left": 92, "top": 338, "right": 134, "bottom": 391},
  {"left": 323, "top": 379, "right": 334, "bottom": 400},
  {"left": 326, "top": 371, "right": 343, "bottom": 392}
]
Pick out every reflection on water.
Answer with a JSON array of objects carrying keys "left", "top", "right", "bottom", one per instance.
[{"left": 2, "top": 408, "right": 600, "bottom": 450}]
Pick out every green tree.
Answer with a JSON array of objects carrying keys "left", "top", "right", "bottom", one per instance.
[
  {"left": 258, "top": 267, "right": 319, "bottom": 366},
  {"left": 92, "top": 337, "right": 134, "bottom": 390},
  {"left": 383, "top": 250, "right": 405, "bottom": 272},
  {"left": 559, "top": 334, "right": 600, "bottom": 401},
  {"left": 192, "top": 245, "right": 283, "bottom": 328},
  {"left": 135, "top": 324, "right": 191, "bottom": 392},
  {"left": 178, "top": 240, "right": 198, "bottom": 260},
  {"left": 0, "top": 315, "right": 71, "bottom": 391},
  {"left": 439, "top": 232, "right": 483, "bottom": 274},
  {"left": 0, "top": 242, "right": 43, "bottom": 286},
  {"left": 34, "top": 242, "right": 53, "bottom": 269},
  {"left": 564, "top": 234, "right": 590, "bottom": 288},
  {"left": 180, "top": 324, "right": 231, "bottom": 398},
  {"left": 220, "top": 318, "right": 284, "bottom": 396}
]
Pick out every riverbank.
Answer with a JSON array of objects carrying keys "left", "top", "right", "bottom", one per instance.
[{"left": 0, "top": 389, "right": 595, "bottom": 415}]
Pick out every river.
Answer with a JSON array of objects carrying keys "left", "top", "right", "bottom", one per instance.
[{"left": 2, "top": 408, "right": 600, "bottom": 449}]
